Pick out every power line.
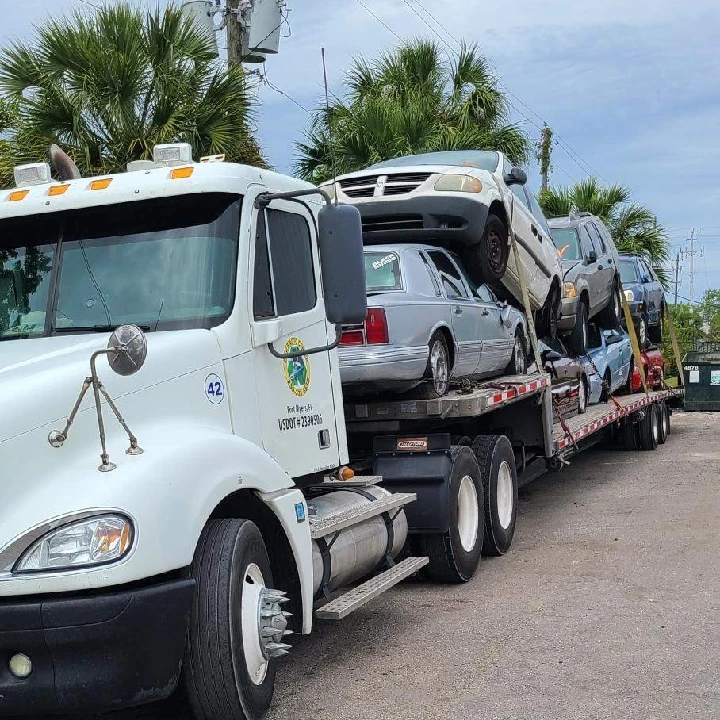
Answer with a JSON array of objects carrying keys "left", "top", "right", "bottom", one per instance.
[
  {"left": 351, "top": 0, "right": 403, "bottom": 41},
  {"left": 261, "top": 75, "right": 310, "bottom": 114}
]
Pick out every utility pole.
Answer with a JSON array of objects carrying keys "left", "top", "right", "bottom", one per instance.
[
  {"left": 673, "top": 251, "right": 682, "bottom": 305},
  {"left": 685, "top": 228, "right": 704, "bottom": 305},
  {"left": 537, "top": 124, "right": 553, "bottom": 192},
  {"left": 226, "top": 0, "right": 243, "bottom": 65}
]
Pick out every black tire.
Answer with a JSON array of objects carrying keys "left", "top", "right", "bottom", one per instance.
[
  {"left": 577, "top": 375, "right": 588, "bottom": 414},
  {"left": 658, "top": 401, "right": 669, "bottom": 444},
  {"left": 536, "top": 282, "right": 560, "bottom": 340},
  {"left": 463, "top": 213, "right": 509, "bottom": 285},
  {"left": 419, "top": 446, "right": 484, "bottom": 583},
  {"left": 470, "top": 435, "right": 518, "bottom": 557},
  {"left": 567, "top": 300, "right": 589, "bottom": 355},
  {"left": 185, "top": 519, "right": 277, "bottom": 720},
  {"left": 664, "top": 403, "right": 672, "bottom": 437},
  {"left": 597, "top": 282, "right": 622, "bottom": 329},
  {"left": 504, "top": 329, "right": 527, "bottom": 375},
  {"left": 621, "top": 419, "right": 640, "bottom": 451},
  {"left": 648, "top": 307, "right": 664, "bottom": 344},
  {"left": 638, "top": 403, "right": 659, "bottom": 451},
  {"left": 417, "top": 332, "right": 451, "bottom": 399}
]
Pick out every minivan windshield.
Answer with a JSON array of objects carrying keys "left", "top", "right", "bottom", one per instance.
[
  {"left": 0, "top": 193, "right": 240, "bottom": 340},
  {"left": 369, "top": 150, "right": 499, "bottom": 172},
  {"left": 549, "top": 227, "right": 582, "bottom": 261},
  {"left": 618, "top": 259, "right": 640, "bottom": 284}
]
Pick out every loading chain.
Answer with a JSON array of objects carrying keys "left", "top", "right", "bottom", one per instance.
[{"left": 551, "top": 392, "right": 579, "bottom": 454}]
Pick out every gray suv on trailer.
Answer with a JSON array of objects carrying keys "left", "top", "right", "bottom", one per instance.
[{"left": 548, "top": 213, "right": 622, "bottom": 354}]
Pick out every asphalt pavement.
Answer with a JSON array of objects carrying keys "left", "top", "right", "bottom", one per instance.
[{"left": 47, "top": 410, "right": 720, "bottom": 720}]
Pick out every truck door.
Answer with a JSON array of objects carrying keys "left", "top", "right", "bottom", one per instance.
[{"left": 249, "top": 200, "right": 340, "bottom": 478}]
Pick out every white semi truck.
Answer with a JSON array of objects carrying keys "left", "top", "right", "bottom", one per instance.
[{"left": 0, "top": 146, "right": 681, "bottom": 719}]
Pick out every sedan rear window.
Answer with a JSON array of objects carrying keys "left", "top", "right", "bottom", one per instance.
[
  {"left": 619, "top": 259, "right": 639, "bottom": 284},
  {"left": 549, "top": 227, "right": 582, "bottom": 261},
  {"left": 364, "top": 252, "right": 403, "bottom": 293}
]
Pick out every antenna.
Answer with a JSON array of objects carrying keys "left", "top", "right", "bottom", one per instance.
[{"left": 321, "top": 47, "right": 339, "bottom": 204}]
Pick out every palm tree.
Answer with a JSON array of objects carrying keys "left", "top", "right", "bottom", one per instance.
[
  {"left": 538, "top": 178, "right": 669, "bottom": 279},
  {"left": 0, "top": 3, "right": 264, "bottom": 185},
  {"left": 295, "top": 40, "right": 530, "bottom": 184}
]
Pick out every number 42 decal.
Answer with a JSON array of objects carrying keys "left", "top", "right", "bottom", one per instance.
[{"left": 205, "top": 373, "right": 225, "bottom": 405}]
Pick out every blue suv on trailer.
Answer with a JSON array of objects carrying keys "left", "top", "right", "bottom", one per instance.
[{"left": 617, "top": 253, "right": 665, "bottom": 347}]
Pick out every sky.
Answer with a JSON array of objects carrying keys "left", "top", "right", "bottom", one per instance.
[{"left": 4, "top": 0, "right": 720, "bottom": 300}]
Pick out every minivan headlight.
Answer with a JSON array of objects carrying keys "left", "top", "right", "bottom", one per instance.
[
  {"left": 434, "top": 174, "right": 483, "bottom": 193},
  {"left": 14, "top": 515, "right": 134, "bottom": 573}
]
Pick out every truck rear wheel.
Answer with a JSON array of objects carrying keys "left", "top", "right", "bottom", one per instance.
[
  {"left": 419, "top": 446, "right": 484, "bottom": 583},
  {"left": 638, "top": 403, "right": 659, "bottom": 451},
  {"left": 470, "top": 435, "right": 518, "bottom": 557},
  {"left": 185, "top": 519, "right": 283, "bottom": 720},
  {"left": 658, "top": 401, "right": 669, "bottom": 444}
]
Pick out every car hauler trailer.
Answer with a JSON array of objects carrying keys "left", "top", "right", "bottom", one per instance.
[{"left": 0, "top": 146, "right": 682, "bottom": 719}]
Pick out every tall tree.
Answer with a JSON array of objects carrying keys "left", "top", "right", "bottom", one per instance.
[
  {"left": 538, "top": 178, "right": 669, "bottom": 279},
  {"left": 0, "top": 3, "right": 265, "bottom": 184},
  {"left": 295, "top": 40, "right": 530, "bottom": 184}
]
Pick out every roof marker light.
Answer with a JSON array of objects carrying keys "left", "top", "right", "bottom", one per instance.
[
  {"left": 8, "top": 190, "right": 30, "bottom": 202},
  {"left": 171, "top": 167, "right": 194, "bottom": 180},
  {"left": 90, "top": 178, "right": 113, "bottom": 191},
  {"left": 48, "top": 184, "right": 70, "bottom": 197}
]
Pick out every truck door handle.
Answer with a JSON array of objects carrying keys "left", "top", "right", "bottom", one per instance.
[
  {"left": 531, "top": 224, "right": 538, "bottom": 236},
  {"left": 481, "top": 308, "right": 490, "bottom": 316},
  {"left": 453, "top": 305, "right": 462, "bottom": 315}
]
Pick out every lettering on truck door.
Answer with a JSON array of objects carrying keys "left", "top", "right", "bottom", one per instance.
[{"left": 249, "top": 201, "right": 340, "bottom": 477}]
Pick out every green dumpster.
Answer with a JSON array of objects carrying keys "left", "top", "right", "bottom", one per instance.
[{"left": 683, "top": 342, "right": 720, "bottom": 412}]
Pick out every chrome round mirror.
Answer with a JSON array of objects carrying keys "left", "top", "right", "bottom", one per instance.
[{"left": 107, "top": 325, "right": 148, "bottom": 377}]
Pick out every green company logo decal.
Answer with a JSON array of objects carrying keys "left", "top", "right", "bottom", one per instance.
[{"left": 283, "top": 337, "right": 310, "bottom": 396}]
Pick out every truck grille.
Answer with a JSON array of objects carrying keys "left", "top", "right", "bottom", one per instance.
[{"left": 339, "top": 172, "right": 432, "bottom": 199}]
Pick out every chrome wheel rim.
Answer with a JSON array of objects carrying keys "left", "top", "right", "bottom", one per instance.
[
  {"left": 614, "top": 291, "right": 621, "bottom": 321},
  {"left": 639, "top": 319, "right": 647, "bottom": 346},
  {"left": 579, "top": 378, "right": 587, "bottom": 411},
  {"left": 497, "top": 461, "right": 514, "bottom": 530},
  {"left": 651, "top": 408, "right": 659, "bottom": 443},
  {"left": 241, "top": 563, "right": 268, "bottom": 685},
  {"left": 430, "top": 339, "right": 449, "bottom": 395},
  {"left": 457, "top": 475, "right": 480, "bottom": 552}
]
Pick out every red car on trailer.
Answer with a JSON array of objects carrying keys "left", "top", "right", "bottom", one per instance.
[{"left": 632, "top": 346, "right": 665, "bottom": 391}]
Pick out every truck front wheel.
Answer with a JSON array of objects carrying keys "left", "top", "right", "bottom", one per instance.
[
  {"left": 185, "top": 519, "right": 287, "bottom": 720},
  {"left": 419, "top": 446, "right": 484, "bottom": 583}
]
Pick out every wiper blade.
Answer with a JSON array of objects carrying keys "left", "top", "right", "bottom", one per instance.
[{"left": 54, "top": 324, "right": 152, "bottom": 334}]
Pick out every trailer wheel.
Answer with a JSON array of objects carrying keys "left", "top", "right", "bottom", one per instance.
[
  {"left": 470, "top": 435, "right": 518, "bottom": 557},
  {"left": 621, "top": 419, "right": 640, "bottom": 451},
  {"left": 638, "top": 403, "right": 659, "bottom": 451},
  {"left": 664, "top": 403, "right": 672, "bottom": 437},
  {"left": 658, "top": 401, "right": 669, "bottom": 444},
  {"left": 419, "top": 446, "right": 484, "bottom": 583},
  {"left": 185, "top": 519, "right": 282, "bottom": 720}
]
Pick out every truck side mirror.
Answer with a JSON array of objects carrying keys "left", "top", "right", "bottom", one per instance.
[{"left": 317, "top": 203, "right": 368, "bottom": 325}]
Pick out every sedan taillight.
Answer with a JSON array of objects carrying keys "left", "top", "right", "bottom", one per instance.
[
  {"left": 340, "top": 329, "right": 365, "bottom": 346},
  {"left": 365, "top": 308, "right": 389, "bottom": 345}
]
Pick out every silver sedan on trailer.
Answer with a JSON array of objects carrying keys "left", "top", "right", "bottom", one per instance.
[{"left": 339, "top": 244, "right": 528, "bottom": 397}]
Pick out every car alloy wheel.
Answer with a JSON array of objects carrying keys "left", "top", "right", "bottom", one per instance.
[
  {"left": 430, "top": 337, "right": 449, "bottom": 396},
  {"left": 487, "top": 227, "right": 505, "bottom": 277},
  {"left": 514, "top": 335, "right": 526, "bottom": 374},
  {"left": 638, "top": 317, "right": 648, "bottom": 347}
]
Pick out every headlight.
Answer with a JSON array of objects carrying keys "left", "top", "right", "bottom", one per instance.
[
  {"left": 14, "top": 515, "right": 134, "bottom": 573},
  {"left": 563, "top": 282, "right": 577, "bottom": 298},
  {"left": 624, "top": 290, "right": 635, "bottom": 302},
  {"left": 434, "top": 174, "right": 483, "bottom": 193}
]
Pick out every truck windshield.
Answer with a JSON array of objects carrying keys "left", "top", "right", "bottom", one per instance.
[
  {"left": 0, "top": 193, "right": 240, "bottom": 340},
  {"left": 618, "top": 259, "right": 639, "bottom": 284},
  {"left": 549, "top": 227, "right": 582, "bottom": 261},
  {"left": 364, "top": 251, "right": 403, "bottom": 293}
]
